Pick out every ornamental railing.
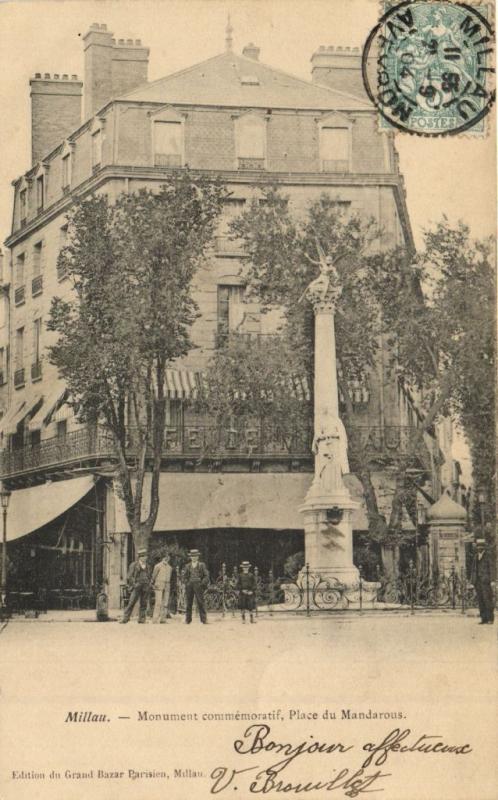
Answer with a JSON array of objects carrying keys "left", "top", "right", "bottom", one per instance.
[{"left": 0, "top": 420, "right": 313, "bottom": 477}]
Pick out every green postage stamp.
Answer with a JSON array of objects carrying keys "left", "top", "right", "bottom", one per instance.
[{"left": 362, "top": 0, "right": 495, "bottom": 135}]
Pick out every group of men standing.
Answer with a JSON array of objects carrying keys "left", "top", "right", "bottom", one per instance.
[{"left": 120, "top": 549, "right": 257, "bottom": 625}]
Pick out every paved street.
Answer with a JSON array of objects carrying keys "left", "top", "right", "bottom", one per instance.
[{"left": 0, "top": 611, "right": 496, "bottom": 800}]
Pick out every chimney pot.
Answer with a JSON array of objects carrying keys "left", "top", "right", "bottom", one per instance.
[
  {"left": 118, "top": 38, "right": 125, "bottom": 44},
  {"left": 311, "top": 44, "right": 366, "bottom": 99},
  {"left": 71, "top": 74, "right": 78, "bottom": 80},
  {"left": 126, "top": 38, "right": 133, "bottom": 45},
  {"left": 242, "top": 42, "right": 260, "bottom": 61},
  {"left": 135, "top": 39, "right": 141, "bottom": 45},
  {"left": 35, "top": 72, "right": 41, "bottom": 78},
  {"left": 53, "top": 73, "right": 60, "bottom": 79},
  {"left": 30, "top": 70, "right": 82, "bottom": 164},
  {"left": 62, "top": 74, "right": 68, "bottom": 79},
  {"left": 44, "top": 73, "right": 51, "bottom": 79}
]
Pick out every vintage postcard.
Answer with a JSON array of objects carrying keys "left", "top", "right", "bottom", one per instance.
[{"left": 0, "top": 1, "right": 496, "bottom": 799}]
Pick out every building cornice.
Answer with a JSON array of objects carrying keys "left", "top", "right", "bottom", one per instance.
[{"left": 5, "top": 164, "right": 413, "bottom": 249}]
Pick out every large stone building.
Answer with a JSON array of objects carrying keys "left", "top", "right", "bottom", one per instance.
[{"left": 1, "top": 23, "right": 448, "bottom": 608}]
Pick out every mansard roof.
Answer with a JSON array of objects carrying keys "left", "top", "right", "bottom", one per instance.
[{"left": 118, "top": 50, "right": 371, "bottom": 112}]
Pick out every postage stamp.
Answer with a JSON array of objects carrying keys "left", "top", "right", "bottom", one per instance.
[{"left": 362, "top": 0, "right": 495, "bottom": 136}]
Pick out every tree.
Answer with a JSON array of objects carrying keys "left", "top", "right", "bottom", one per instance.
[
  {"left": 48, "top": 173, "right": 226, "bottom": 550},
  {"left": 222, "top": 190, "right": 495, "bottom": 566}
]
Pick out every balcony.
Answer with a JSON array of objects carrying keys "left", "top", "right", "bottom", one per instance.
[
  {"left": 154, "top": 154, "right": 182, "bottom": 168},
  {"left": 348, "top": 424, "right": 433, "bottom": 472},
  {"left": 32, "top": 275, "right": 43, "bottom": 297},
  {"left": 0, "top": 420, "right": 313, "bottom": 478},
  {"left": 13, "top": 368, "right": 25, "bottom": 389},
  {"left": 214, "top": 236, "right": 245, "bottom": 256},
  {"left": 238, "top": 157, "right": 265, "bottom": 170},
  {"left": 31, "top": 361, "right": 42, "bottom": 381},
  {"left": 322, "top": 159, "right": 350, "bottom": 173},
  {"left": 14, "top": 285, "right": 25, "bottom": 306}
]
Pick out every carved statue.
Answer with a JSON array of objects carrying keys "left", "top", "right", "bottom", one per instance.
[
  {"left": 300, "top": 237, "right": 346, "bottom": 308},
  {"left": 311, "top": 412, "right": 350, "bottom": 494}
]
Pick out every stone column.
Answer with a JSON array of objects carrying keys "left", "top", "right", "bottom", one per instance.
[{"left": 300, "top": 295, "right": 360, "bottom": 597}]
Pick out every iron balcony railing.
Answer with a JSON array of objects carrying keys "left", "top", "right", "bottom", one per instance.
[
  {"left": 13, "top": 368, "right": 25, "bottom": 389},
  {"left": 0, "top": 421, "right": 313, "bottom": 477},
  {"left": 32, "top": 275, "right": 43, "bottom": 296},
  {"left": 14, "top": 285, "right": 25, "bottom": 306}
]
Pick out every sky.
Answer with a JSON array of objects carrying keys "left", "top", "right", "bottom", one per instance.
[{"left": 0, "top": 0, "right": 495, "bottom": 481}]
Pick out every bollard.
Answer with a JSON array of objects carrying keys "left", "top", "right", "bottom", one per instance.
[{"left": 305, "top": 563, "right": 311, "bottom": 617}]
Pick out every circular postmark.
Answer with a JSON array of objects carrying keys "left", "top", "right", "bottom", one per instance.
[{"left": 362, "top": 1, "right": 495, "bottom": 136}]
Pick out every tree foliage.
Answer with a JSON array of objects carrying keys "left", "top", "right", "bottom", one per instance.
[{"left": 48, "top": 173, "right": 226, "bottom": 548}]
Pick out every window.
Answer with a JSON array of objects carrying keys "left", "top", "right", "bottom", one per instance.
[
  {"left": 15, "top": 254, "right": 25, "bottom": 306},
  {"left": 15, "top": 253, "right": 25, "bottom": 286},
  {"left": 33, "top": 318, "right": 42, "bottom": 363},
  {"left": 216, "top": 199, "right": 246, "bottom": 254},
  {"left": 153, "top": 121, "right": 183, "bottom": 167},
  {"left": 92, "top": 130, "right": 102, "bottom": 170},
  {"left": 236, "top": 114, "right": 266, "bottom": 169},
  {"left": 57, "top": 419, "right": 67, "bottom": 439},
  {"left": 320, "top": 128, "right": 350, "bottom": 172},
  {"left": 57, "top": 226, "right": 69, "bottom": 281},
  {"left": 36, "top": 175, "right": 44, "bottom": 210},
  {"left": 217, "top": 284, "right": 245, "bottom": 344},
  {"left": 0, "top": 348, "right": 5, "bottom": 386},
  {"left": 33, "top": 242, "right": 43, "bottom": 277},
  {"left": 20, "top": 189, "right": 27, "bottom": 224},
  {"left": 62, "top": 153, "right": 71, "bottom": 190},
  {"left": 15, "top": 327, "right": 24, "bottom": 368}
]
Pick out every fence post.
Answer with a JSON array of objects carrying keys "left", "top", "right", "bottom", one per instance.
[
  {"left": 450, "top": 563, "right": 456, "bottom": 610},
  {"left": 359, "top": 565, "right": 363, "bottom": 615},
  {"left": 221, "top": 563, "right": 226, "bottom": 618},
  {"left": 305, "top": 562, "right": 311, "bottom": 617},
  {"left": 409, "top": 560, "right": 415, "bottom": 615},
  {"left": 269, "top": 569, "right": 274, "bottom": 616}
]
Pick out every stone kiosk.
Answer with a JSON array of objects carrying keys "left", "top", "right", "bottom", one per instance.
[
  {"left": 426, "top": 494, "right": 468, "bottom": 577},
  {"left": 284, "top": 248, "right": 379, "bottom": 609}
]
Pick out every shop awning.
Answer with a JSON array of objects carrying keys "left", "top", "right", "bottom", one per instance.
[
  {"left": 111, "top": 472, "right": 368, "bottom": 533},
  {"left": 165, "top": 369, "right": 203, "bottom": 399},
  {"left": 3, "top": 395, "right": 42, "bottom": 436},
  {"left": 5, "top": 475, "right": 95, "bottom": 542},
  {"left": 0, "top": 400, "right": 27, "bottom": 437},
  {"left": 28, "top": 383, "right": 68, "bottom": 431}
]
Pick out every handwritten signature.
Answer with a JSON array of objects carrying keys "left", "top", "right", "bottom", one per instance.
[{"left": 209, "top": 724, "right": 473, "bottom": 796}]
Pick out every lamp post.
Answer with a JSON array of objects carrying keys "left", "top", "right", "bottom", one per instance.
[{"left": 0, "top": 482, "right": 11, "bottom": 610}]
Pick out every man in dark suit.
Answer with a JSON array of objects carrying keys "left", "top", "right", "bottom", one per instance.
[
  {"left": 471, "top": 539, "right": 495, "bottom": 624},
  {"left": 183, "top": 549, "right": 209, "bottom": 624},
  {"left": 120, "top": 549, "right": 150, "bottom": 624}
]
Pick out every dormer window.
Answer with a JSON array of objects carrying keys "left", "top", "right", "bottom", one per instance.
[
  {"left": 62, "top": 153, "right": 71, "bottom": 192},
  {"left": 153, "top": 121, "right": 183, "bottom": 167},
  {"left": 92, "top": 130, "right": 102, "bottom": 171},
  {"left": 318, "top": 112, "right": 353, "bottom": 173},
  {"left": 235, "top": 112, "right": 266, "bottom": 170},
  {"left": 36, "top": 175, "right": 44, "bottom": 211},
  {"left": 240, "top": 75, "right": 260, "bottom": 85},
  {"left": 20, "top": 189, "right": 27, "bottom": 225}
]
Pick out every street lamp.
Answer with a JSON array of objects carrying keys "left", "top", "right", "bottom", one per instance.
[
  {"left": 0, "top": 482, "right": 11, "bottom": 610},
  {"left": 477, "top": 488, "right": 486, "bottom": 541}
]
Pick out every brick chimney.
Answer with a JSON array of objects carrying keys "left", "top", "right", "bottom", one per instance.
[
  {"left": 83, "top": 23, "right": 149, "bottom": 118},
  {"left": 242, "top": 43, "right": 260, "bottom": 61},
  {"left": 311, "top": 46, "right": 366, "bottom": 99},
  {"left": 30, "top": 73, "right": 83, "bottom": 165}
]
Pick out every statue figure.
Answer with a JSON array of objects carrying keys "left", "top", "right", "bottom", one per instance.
[
  {"left": 311, "top": 412, "right": 350, "bottom": 494},
  {"left": 300, "top": 237, "right": 346, "bottom": 308}
]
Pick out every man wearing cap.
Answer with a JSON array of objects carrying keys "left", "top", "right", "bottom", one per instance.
[
  {"left": 237, "top": 561, "right": 257, "bottom": 623},
  {"left": 151, "top": 553, "right": 173, "bottom": 624},
  {"left": 120, "top": 549, "right": 150, "bottom": 624},
  {"left": 183, "top": 550, "right": 209, "bottom": 624},
  {"left": 471, "top": 539, "right": 495, "bottom": 624}
]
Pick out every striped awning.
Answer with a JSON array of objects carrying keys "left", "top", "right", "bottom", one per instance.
[
  {"left": 3, "top": 395, "right": 42, "bottom": 436},
  {"left": 28, "top": 383, "right": 68, "bottom": 431},
  {"left": 164, "top": 369, "right": 203, "bottom": 399}
]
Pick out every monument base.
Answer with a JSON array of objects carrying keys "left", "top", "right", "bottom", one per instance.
[{"left": 282, "top": 567, "right": 380, "bottom": 610}]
